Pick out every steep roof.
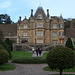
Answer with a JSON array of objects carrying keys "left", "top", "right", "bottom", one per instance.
[
  {"left": 34, "top": 6, "right": 46, "bottom": 17},
  {"left": 0, "top": 24, "right": 17, "bottom": 36}
]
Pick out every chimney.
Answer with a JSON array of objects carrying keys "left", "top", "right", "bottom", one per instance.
[
  {"left": 47, "top": 9, "right": 49, "bottom": 17},
  {"left": 19, "top": 16, "right": 21, "bottom": 22},
  {"left": 31, "top": 9, "right": 33, "bottom": 17}
]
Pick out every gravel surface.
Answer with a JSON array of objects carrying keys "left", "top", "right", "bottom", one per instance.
[{"left": 0, "top": 63, "right": 75, "bottom": 75}]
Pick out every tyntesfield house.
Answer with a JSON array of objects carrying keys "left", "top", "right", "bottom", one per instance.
[
  {"left": 0, "top": 6, "right": 67, "bottom": 50},
  {"left": 17, "top": 7, "right": 65, "bottom": 44}
]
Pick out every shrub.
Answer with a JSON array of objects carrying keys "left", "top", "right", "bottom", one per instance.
[
  {"left": 0, "top": 44, "right": 5, "bottom": 50},
  {"left": 46, "top": 47, "right": 75, "bottom": 75},
  {"left": 2, "top": 42, "right": 12, "bottom": 59},
  {"left": 0, "top": 50, "right": 9, "bottom": 65},
  {"left": 65, "top": 38, "right": 73, "bottom": 49},
  {"left": 5, "top": 38, "right": 13, "bottom": 51},
  {"left": 12, "top": 57, "right": 46, "bottom": 64}
]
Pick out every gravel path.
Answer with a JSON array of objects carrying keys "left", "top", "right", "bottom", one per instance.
[{"left": 0, "top": 62, "right": 75, "bottom": 75}]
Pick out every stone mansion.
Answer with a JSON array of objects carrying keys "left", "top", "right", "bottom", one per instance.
[
  {"left": 0, "top": 7, "right": 65, "bottom": 46},
  {"left": 17, "top": 7, "right": 65, "bottom": 45}
]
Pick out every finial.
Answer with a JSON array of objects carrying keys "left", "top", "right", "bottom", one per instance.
[
  {"left": 25, "top": 16, "right": 26, "bottom": 19},
  {"left": 60, "top": 13, "right": 63, "bottom": 19},
  {"left": 39, "top": 2, "right": 42, "bottom": 8}
]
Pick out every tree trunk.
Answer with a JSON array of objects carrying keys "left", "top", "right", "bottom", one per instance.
[{"left": 60, "top": 69, "right": 63, "bottom": 75}]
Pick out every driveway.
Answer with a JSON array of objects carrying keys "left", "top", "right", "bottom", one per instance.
[{"left": 0, "top": 63, "right": 75, "bottom": 75}]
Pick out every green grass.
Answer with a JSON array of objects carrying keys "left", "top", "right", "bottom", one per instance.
[
  {"left": 44, "top": 66, "right": 75, "bottom": 72},
  {"left": 0, "top": 64, "right": 16, "bottom": 71},
  {"left": 11, "top": 51, "right": 33, "bottom": 60},
  {"left": 42, "top": 52, "right": 48, "bottom": 58}
]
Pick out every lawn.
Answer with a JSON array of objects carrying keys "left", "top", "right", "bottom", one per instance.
[
  {"left": 42, "top": 52, "right": 48, "bottom": 58},
  {"left": 44, "top": 66, "right": 75, "bottom": 72},
  {"left": 0, "top": 64, "right": 16, "bottom": 71},
  {"left": 11, "top": 51, "right": 33, "bottom": 60}
]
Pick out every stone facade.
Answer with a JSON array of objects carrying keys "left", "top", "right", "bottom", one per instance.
[
  {"left": 17, "top": 7, "right": 65, "bottom": 45},
  {"left": 0, "top": 7, "right": 65, "bottom": 50}
]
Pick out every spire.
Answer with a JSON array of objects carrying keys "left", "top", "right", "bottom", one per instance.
[{"left": 60, "top": 13, "right": 63, "bottom": 19}]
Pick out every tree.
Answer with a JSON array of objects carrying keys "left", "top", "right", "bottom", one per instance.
[
  {"left": 5, "top": 38, "right": 13, "bottom": 51},
  {"left": 0, "top": 29, "right": 12, "bottom": 59},
  {"left": 0, "top": 14, "right": 14, "bottom": 24},
  {"left": 65, "top": 38, "right": 73, "bottom": 49},
  {"left": 0, "top": 49, "right": 9, "bottom": 65},
  {"left": 0, "top": 29, "right": 4, "bottom": 44},
  {"left": 64, "top": 19, "right": 71, "bottom": 29},
  {"left": 46, "top": 47, "right": 75, "bottom": 75}
]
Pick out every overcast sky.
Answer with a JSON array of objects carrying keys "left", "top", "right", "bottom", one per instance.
[{"left": 0, "top": 0, "right": 75, "bottom": 22}]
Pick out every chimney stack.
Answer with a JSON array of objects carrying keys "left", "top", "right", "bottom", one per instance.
[
  {"left": 47, "top": 9, "right": 49, "bottom": 17},
  {"left": 31, "top": 9, "right": 33, "bottom": 17},
  {"left": 19, "top": 16, "right": 21, "bottom": 22}
]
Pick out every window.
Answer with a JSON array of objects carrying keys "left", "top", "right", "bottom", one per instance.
[
  {"left": 23, "top": 32, "right": 27, "bottom": 36},
  {"left": 37, "top": 23, "right": 43, "bottom": 28},
  {"left": 52, "top": 32, "right": 57, "bottom": 37},
  {"left": 52, "top": 40, "right": 58, "bottom": 44},
  {"left": 53, "top": 24, "right": 57, "bottom": 29},
  {"left": 37, "top": 14, "right": 42, "bottom": 19},
  {"left": 24, "top": 24, "right": 27, "bottom": 29},
  {"left": 59, "top": 32, "right": 63, "bottom": 36},
  {"left": 37, "top": 31, "right": 43, "bottom": 36},
  {"left": 60, "top": 24, "right": 64, "bottom": 28},
  {"left": 37, "top": 40, "right": 43, "bottom": 43}
]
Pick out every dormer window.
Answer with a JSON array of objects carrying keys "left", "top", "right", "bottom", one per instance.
[
  {"left": 24, "top": 24, "right": 27, "bottom": 29},
  {"left": 37, "top": 14, "right": 42, "bottom": 19}
]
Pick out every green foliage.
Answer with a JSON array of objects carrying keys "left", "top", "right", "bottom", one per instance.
[
  {"left": 0, "top": 44, "right": 5, "bottom": 50},
  {"left": 12, "top": 57, "right": 46, "bottom": 64},
  {"left": 46, "top": 47, "right": 75, "bottom": 75},
  {"left": 0, "top": 64, "right": 16, "bottom": 71},
  {"left": 65, "top": 38, "right": 73, "bottom": 49},
  {"left": 0, "top": 14, "right": 14, "bottom": 24},
  {"left": 0, "top": 50, "right": 9, "bottom": 65},
  {"left": 0, "top": 29, "right": 4, "bottom": 44},
  {"left": 5, "top": 38, "right": 13, "bottom": 51},
  {"left": 2, "top": 41, "right": 12, "bottom": 59},
  {"left": 64, "top": 19, "right": 71, "bottom": 29}
]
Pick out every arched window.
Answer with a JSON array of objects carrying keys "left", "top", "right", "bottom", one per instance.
[{"left": 37, "top": 14, "right": 42, "bottom": 19}]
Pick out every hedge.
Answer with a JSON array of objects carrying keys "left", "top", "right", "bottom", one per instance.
[{"left": 12, "top": 57, "right": 47, "bottom": 64}]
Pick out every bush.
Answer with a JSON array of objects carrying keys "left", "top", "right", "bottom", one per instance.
[
  {"left": 0, "top": 50, "right": 9, "bottom": 65},
  {"left": 0, "top": 44, "right": 5, "bottom": 50},
  {"left": 46, "top": 47, "right": 75, "bottom": 75},
  {"left": 2, "top": 42, "right": 12, "bottom": 59},
  {"left": 65, "top": 38, "right": 73, "bottom": 49},
  {"left": 12, "top": 57, "right": 46, "bottom": 64},
  {"left": 5, "top": 38, "right": 13, "bottom": 51}
]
